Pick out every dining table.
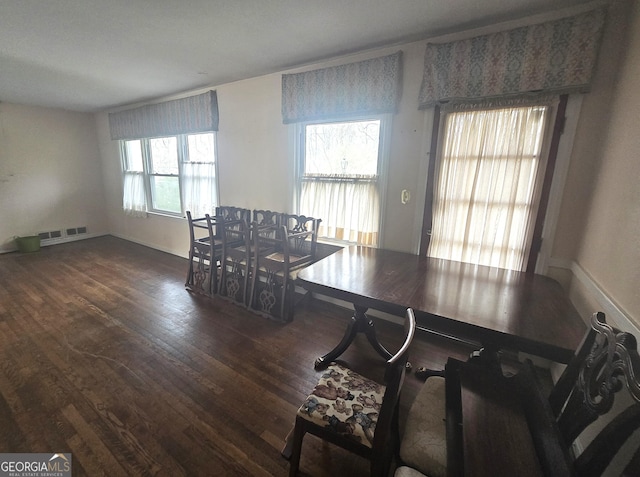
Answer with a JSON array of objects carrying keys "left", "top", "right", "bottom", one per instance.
[{"left": 296, "top": 246, "right": 587, "bottom": 369}]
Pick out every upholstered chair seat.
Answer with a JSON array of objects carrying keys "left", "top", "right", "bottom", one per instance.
[
  {"left": 394, "top": 465, "right": 430, "bottom": 477},
  {"left": 296, "top": 362, "right": 386, "bottom": 448},
  {"left": 399, "top": 375, "right": 447, "bottom": 477}
]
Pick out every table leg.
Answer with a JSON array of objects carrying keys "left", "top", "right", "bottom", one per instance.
[
  {"left": 360, "top": 306, "right": 393, "bottom": 361},
  {"left": 314, "top": 305, "right": 392, "bottom": 369}
]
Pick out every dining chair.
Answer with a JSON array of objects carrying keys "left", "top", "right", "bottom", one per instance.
[
  {"left": 217, "top": 217, "right": 252, "bottom": 306},
  {"left": 185, "top": 211, "right": 220, "bottom": 296},
  {"left": 525, "top": 312, "right": 640, "bottom": 477},
  {"left": 398, "top": 320, "right": 595, "bottom": 477},
  {"left": 249, "top": 216, "right": 320, "bottom": 322},
  {"left": 398, "top": 311, "right": 640, "bottom": 477},
  {"left": 284, "top": 308, "right": 416, "bottom": 477}
]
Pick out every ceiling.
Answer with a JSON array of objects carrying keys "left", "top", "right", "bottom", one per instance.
[{"left": 0, "top": 0, "right": 597, "bottom": 112}]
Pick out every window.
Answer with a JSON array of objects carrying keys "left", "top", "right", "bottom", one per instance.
[
  {"left": 425, "top": 102, "right": 555, "bottom": 271},
  {"left": 120, "top": 132, "right": 218, "bottom": 218},
  {"left": 294, "top": 117, "right": 389, "bottom": 246}
]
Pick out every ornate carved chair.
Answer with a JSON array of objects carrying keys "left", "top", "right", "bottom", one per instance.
[
  {"left": 532, "top": 312, "right": 640, "bottom": 476},
  {"left": 398, "top": 312, "right": 640, "bottom": 477},
  {"left": 215, "top": 205, "right": 251, "bottom": 224},
  {"left": 284, "top": 308, "right": 416, "bottom": 477},
  {"left": 249, "top": 215, "right": 320, "bottom": 322},
  {"left": 218, "top": 217, "right": 252, "bottom": 306},
  {"left": 252, "top": 209, "right": 282, "bottom": 227},
  {"left": 281, "top": 213, "right": 321, "bottom": 261},
  {"left": 185, "top": 211, "right": 220, "bottom": 296}
]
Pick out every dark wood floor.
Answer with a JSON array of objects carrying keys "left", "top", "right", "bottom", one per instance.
[{"left": 0, "top": 236, "right": 476, "bottom": 476}]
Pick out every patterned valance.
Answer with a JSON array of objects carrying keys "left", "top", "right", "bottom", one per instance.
[
  {"left": 109, "top": 90, "right": 219, "bottom": 140},
  {"left": 282, "top": 51, "right": 402, "bottom": 124},
  {"left": 418, "top": 9, "right": 605, "bottom": 108}
]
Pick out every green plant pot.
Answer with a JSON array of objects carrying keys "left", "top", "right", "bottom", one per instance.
[{"left": 15, "top": 235, "right": 41, "bottom": 253}]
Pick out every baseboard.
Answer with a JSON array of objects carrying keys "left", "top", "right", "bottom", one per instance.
[
  {"left": 549, "top": 257, "right": 640, "bottom": 336},
  {"left": 0, "top": 232, "right": 108, "bottom": 254},
  {"left": 110, "top": 233, "right": 189, "bottom": 259}
]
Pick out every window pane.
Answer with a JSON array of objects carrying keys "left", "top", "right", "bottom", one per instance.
[
  {"left": 187, "top": 133, "right": 215, "bottom": 163},
  {"left": 149, "top": 137, "right": 178, "bottom": 174},
  {"left": 124, "top": 140, "right": 143, "bottom": 171},
  {"left": 149, "top": 176, "right": 181, "bottom": 213},
  {"left": 304, "top": 120, "right": 380, "bottom": 176}
]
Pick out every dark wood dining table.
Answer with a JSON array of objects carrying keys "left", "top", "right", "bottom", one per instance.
[{"left": 296, "top": 246, "right": 587, "bottom": 369}]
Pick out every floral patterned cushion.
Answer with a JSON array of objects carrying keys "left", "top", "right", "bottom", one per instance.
[
  {"left": 296, "top": 362, "right": 386, "bottom": 448},
  {"left": 399, "top": 376, "right": 447, "bottom": 477}
]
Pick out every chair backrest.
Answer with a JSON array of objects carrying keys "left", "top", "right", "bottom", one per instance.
[
  {"left": 187, "top": 210, "right": 206, "bottom": 242},
  {"left": 204, "top": 213, "right": 217, "bottom": 246},
  {"left": 252, "top": 221, "right": 314, "bottom": 267},
  {"left": 186, "top": 210, "right": 216, "bottom": 249},
  {"left": 216, "top": 206, "right": 251, "bottom": 224},
  {"left": 372, "top": 308, "right": 416, "bottom": 450},
  {"left": 548, "top": 312, "right": 640, "bottom": 476},
  {"left": 281, "top": 213, "right": 321, "bottom": 258},
  {"left": 252, "top": 222, "right": 282, "bottom": 255},
  {"left": 219, "top": 217, "right": 251, "bottom": 253},
  {"left": 548, "top": 319, "right": 600, "bottom": 416},
  {"left": 252, "top": 209, "right": 282, "bottom": 227}
]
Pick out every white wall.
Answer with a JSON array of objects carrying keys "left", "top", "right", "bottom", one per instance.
[
  {"left": 0, "top": 103, "right": 108, "bottom": 252},
  {"left": 566, "top": 0, "right": 640, "bottom": 335}
]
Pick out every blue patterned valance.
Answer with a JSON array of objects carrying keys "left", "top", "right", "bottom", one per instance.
[
  {"left": 418, "top": 9, "right": 605, "bottom": 108},
  {"left": 282, "top": 51, "right": 402, "bottom": 124},
  {"left": 109, "top": 90, "right": 219, "bottom": 140}
]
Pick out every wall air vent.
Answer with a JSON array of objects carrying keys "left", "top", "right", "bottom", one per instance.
[
  {"left": 36, "top": 227, "right": 88, "bottom": 247},
  {"left": 66, "top": 226, "right": 88, "bottom": 236},
  {"left": 37, "top": 230, "right": 63, "bottom": 245}
]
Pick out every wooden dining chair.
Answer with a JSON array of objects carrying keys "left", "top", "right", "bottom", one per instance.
[
  {"left": 399, "top": 312, "right": 640, "bottom": 477},
  {"left": 524, "top": 312, "right": 640, "bottom": 477},
  {"left": 217, "top": 217, "right": 252, "bottom": 306},
  {"left": 284, "top": 308, "right": 416, "bottom": 477},
  {"left": 398, "top": 319, "right": 589, "bottom": 477},
  {"left": 185, "top": 211, "right": 220, "bottom": 296},
  {"left": 249, "top": 217, "right": 320, "bottom": 322}
]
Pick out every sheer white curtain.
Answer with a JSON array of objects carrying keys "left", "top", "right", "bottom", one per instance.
[
  {"left": 122, "top": 171, "right": 147, "bottom": 217},
  {"left": 182, "top": 133, "right": 217, "bottom": 217},
  {"left": 427, "top": 103, "right": 549, "bottom": 271},
  {"left": 182, "top": 161, "right": 217, "bottom": 218},
  {"left": 301, "top": 175, "right": 379, "bottom": 246},
  {"left": 121, "top": 140, "right": 147, "bottom": 217}
]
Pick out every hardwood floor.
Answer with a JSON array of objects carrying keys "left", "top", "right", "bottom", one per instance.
[{"left": 0, "top": 236, "right": 475, "bottom": 476}]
